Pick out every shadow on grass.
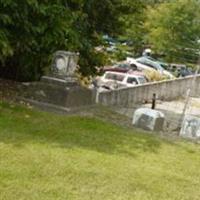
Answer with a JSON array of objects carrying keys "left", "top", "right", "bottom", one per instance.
[{"left": 0, "top": 103, "right": 174, "bottom": 157}]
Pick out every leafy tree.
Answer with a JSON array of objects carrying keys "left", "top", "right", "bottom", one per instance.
[
  {"left": 66, "top": 0, "right": 123, "bottom": 76},
  {"left": 119, "top": 0, "right": 146, "bottom": 55},
  {"left": 0, "top": 0, "right": 123, "bottom": 80},
  {"left": 145, "top": 0, "right": 200, "bottom": 63},
  {"left": 0, "top": 0, "right": 77, "bottom": 80},
  {"left": 119, "top": 0, "right": 168, "bottom": 56}
]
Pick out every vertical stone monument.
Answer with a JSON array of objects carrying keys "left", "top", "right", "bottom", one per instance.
[
  {"left": 180, "top": 115, "right": 200, "bottom": 139},
  {"left": 21, "top": 51, "right": 94, "bottom": 112},
  {"left": 52, "top": 51, "right": 78, "bottom": 78},
  {"left": 41, "top": 51, "right": 79, "bottom": 86}
]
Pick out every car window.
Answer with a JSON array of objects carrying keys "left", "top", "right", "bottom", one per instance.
[
  {"left": 115, "top": 74, "right": 125, "bottom": 81},
  {"left": 105, "top": 73, "right": 114, "bottom": 80},
  {"left": 118, "top": 63, "right": 130, "bottom": 69},
  {"left": 138, "top": 77, "right": 146, "bottom": 84},
  {"left": 105, "top": 73, "right": 125, "bottom": 82},
  {"left": 137, "top": 57, "right": 163, "bottom": 71},
  {"left": 137, "top": 60, "right": 157, "bottom": 70},
  {"left": 127, "top": 77, "right": 138, "bottom": 85}
]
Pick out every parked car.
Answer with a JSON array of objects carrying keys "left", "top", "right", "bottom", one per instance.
[
  {"left": 127, "top": 56, "right": 174, "bottom": 79},
  {"left": 98, "top": 71, "right": 147, "bottom": 90},
  {"left": 170, "top": 64, "right": 193, "bottom": 77},
  {"left": 103, "top": 62, "right": 138, "bottom": 73},
  {"left": 142, "top": 56, "right": 170, "bottom": 70},
  {"left": 103, "top": 62, "right": 147, "bottom": 79},
  {"left": 127, "top": 57, "right": 158, "bottom": 72}
]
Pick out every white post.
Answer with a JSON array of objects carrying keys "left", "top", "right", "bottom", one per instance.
[{"left": 179, "top": 53, "right": 200, "bottom": 135}]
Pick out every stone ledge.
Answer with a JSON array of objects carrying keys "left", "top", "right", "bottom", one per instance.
[{"left": 41, "top": 76, "right": 78, "bottom": 87}]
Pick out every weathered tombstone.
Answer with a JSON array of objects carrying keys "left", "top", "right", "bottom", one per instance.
[
  {"left": 180, "top": 115, "right": 200, "bottom": 139},
  {"left": 132, "top": 108, "right": 165, "bottom": 131},
  {"left": 52, "top": 51, "right": 78, "bottom": 78},
  {"left": 21, "top": 51, "right": 94, "bottom": 112},
  {"left": 41, "top": 51, "right": 79, "bottom": 86}
]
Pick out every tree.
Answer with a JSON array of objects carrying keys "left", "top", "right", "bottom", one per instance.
[
  {"left": 145, "top": 0, "right": 200, "bottom": 63},
  {"left": 66, "top": 0, "right": 123, "bottom": 76},
  {"left": 0, "top": 0, "right": 123, "bottom": 80},
  {"left": 118, "top": 0, "right": 146, "bottom": 55},
  {"left": 0, "top": 0, "right": 78, "bottom": 80},
  {"left": 118, "top": 0, "right": 168, "bottom": 56}
]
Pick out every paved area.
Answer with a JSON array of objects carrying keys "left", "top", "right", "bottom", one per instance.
[{"left": 114, "top": 97, "right": 200, "bottom": 133}]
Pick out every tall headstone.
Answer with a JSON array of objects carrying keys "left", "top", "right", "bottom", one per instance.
[
  {"left": 52, "top": 51, "right": 79, "bottom": 78},
  {"left": 21, "top": 51, "right": 94, "bottom": 112},
  {"left": 41, "top": 51, "right": 80, "bottom": 86},
  {"left": 180, "top": 115, "right": 200, "bottom": 139}
]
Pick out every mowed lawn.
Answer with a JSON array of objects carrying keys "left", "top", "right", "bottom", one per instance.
[{"left": 1, "top": 102, "right": 200, "bottom": 200}]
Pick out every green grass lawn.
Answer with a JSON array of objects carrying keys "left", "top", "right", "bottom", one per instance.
[{"left": 1, "top": 102, "right": 200, "bottom": 200}]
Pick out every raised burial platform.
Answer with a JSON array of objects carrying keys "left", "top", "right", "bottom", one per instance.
[{"left": 20, "top": 51, "right": 94, "bottom": 112}]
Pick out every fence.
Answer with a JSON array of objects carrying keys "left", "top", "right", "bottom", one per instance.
[
  {"left": 98, "top": 75, "right": 200, "bottom": 106},
  {"left": 97, "top": 75, "right": 200, "bottom": 133}
]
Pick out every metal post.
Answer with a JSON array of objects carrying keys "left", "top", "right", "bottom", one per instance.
[{"left": 152, "top": 93, "right": 156, "bottom": 110}]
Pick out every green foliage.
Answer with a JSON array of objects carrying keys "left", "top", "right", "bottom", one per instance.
[
  {"left": 0, "top": 0, "right": 123, "bottom": 81},
  {"left": 119, "top": 0, "right": 146, "bottom": 55},
  {"left": 0, "top": 0, "right": 75, "bottom": 80},
  {"left": 145, "top": 0, "right": 200, "bottom": 63},
  {"left": 2, "top": 0, "right": 199, "bottom": 80},
  {"left": 119, "top": 0, "right": 168, "bottom": 55}
]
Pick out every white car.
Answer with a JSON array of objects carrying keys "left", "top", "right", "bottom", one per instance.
[
  {"left": 98, "top": 71, "right": 147, "bottom": 90},
  {"left": 126, "top": 57, "right": 174, "bottom": 79},
  {"left": 127, "top": 57, "right": 153, "bottom": 71}
]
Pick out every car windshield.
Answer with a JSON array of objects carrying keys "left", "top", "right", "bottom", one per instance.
[
  {"left": 136, "top": 57, "right": 164, "bottom": 71},
  {"left": 104, "top": 73, "right": 125, "bottom": 82},
  {"left": 127, "top": 77, "right": 138, "bottom": 85}
]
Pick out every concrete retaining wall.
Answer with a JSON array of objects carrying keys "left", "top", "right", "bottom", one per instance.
[{"left": 98, "top": 75, "right": 200, "bottom": 106}]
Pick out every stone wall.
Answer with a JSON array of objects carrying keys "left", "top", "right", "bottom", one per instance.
[{"left": 98, "top": 75, "right": 200, "bottom": 106}]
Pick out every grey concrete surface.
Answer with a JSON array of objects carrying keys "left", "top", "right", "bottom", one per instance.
[
  {"left": 98, "top": 75, "right": 200, "bottom": 106},
  {"left": 112, "top": 97, "right": 200, "bottom": 133}
]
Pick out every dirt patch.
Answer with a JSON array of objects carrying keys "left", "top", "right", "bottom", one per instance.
[{"left": 0, "top": 78, "right": 21, "bottom": 102}]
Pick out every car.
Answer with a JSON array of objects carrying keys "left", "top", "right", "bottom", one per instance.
[
  {"left": 127, "top": 56, "right": 174, "bottom": 79},
  {"left": 170, "top": 64, "right": 193, "bottom": 77},
  {"left": 127, "top": 57, "right": 157, "bottom": 72},
  {"left": 142, "top": 56, "right": 170, "bottom": 70},
  {"left": 103, "top": 62, "right": 137, "bottom": 73},
  {"left": 98, "top": 71, "right": 147, "bottom": 90},
  {"left": 103, "top": 62, "right": 148, "bottom": 81},
  {"left": 105, "top": 62, "right": 146, "bottom": 74}
]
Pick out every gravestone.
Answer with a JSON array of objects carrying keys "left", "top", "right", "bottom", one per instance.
[
  {"left": 52, "top": 51, "right": 78, "bottom": 78},
  {"left": 132, "top": 108, "right": 165, "bottom": 131},
  {"left": 21, "top": 51, "right": 94, "bottom": 112},
  {"left": 180, "top": 115, "right": 200, "bottom": 139}
]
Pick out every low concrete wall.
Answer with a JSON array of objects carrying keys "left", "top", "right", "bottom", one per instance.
[{"left": 98, "top": 75, "right": 200, "bottom": 106}]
